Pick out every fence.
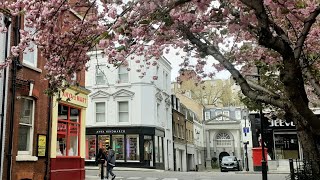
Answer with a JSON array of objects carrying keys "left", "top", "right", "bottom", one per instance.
[{"left": 288, "top": 159, "right": 320, "bottom": 180}]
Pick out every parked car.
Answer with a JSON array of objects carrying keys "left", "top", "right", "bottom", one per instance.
[{"left": 220, "top": 156, "right": 241, "bottom": 172}]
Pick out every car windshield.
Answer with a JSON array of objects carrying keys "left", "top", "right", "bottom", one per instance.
[{"left": 222, "top": 156, "right": 235, "bottom": 162}]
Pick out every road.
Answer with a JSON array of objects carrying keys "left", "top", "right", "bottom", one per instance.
[{"left": 86, "top": 169, "right": 288, "bottom": 180}]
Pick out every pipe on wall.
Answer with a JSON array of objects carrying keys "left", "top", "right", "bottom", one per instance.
[
  {"left": 7, "top": 15, "right": 20, "bottom": 180},
  {"left": 0, "top": 15, "right": 11, "bottom": 180}
]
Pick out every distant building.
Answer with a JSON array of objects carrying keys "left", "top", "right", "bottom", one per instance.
[
  {"left": 204, "top": 107, "right": 252, "bottom": 170},
  {"left": 85, "top": 51, "right": 173, "bottom": 170}
]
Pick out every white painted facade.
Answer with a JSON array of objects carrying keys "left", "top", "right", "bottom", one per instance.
[
  {"left": 85, "top": 51, "right": 174, "bottom": 170},
  {"left": 204, "top": 107, "right": 253, "bottom": 170},
  {"left": 193, "top": 120, "right": 205, "bottom": 170}
]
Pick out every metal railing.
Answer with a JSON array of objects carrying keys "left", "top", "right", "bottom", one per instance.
[{"left": 287, "top": 159, "right": 320, "bottom": 180}]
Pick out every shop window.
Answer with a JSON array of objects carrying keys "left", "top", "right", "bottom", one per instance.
[
  {"left": 118, "top": 101, "right": 129, "bottom": 122},
  {"left": 95, "top": 102, "right": 105, "bottom": 123},
  {"left": 57, "top": 104, "right": 80, "bottom": 156},
  {"left": 18, "top": 98, "right": 35, "bottom": 155},
  {"left": 23, "top": 16, "right": 37, "bottom": 67},
  {"left": 112, "top": 135, "right": 124, "bottom": 161},
  {"left": 86, "top": 135, "right": 96, "bottom": 160},
  {"left": 159, "top": 137, "right": 163, "bottom": 163},
  {"left": 126, "top": 135, "right": 139, "bottom": 161},
  {"left": 98, "top": 135, "right": 110, "bottom": 149},
  {"left": 96, "top": 65, "right": 106, "bottom": 85},
  {"left": 118, "top": 65, "right": 128, "bottom": 83},
  {"left": 155, "top": 136, "right": 159, "bottom": 163}
]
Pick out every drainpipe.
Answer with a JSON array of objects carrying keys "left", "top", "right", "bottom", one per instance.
[
  {"left": 44, "top": 93, "right": 52, "bottom": 180},
  {"left": 185, "top": 118, "right": 187, "bottom": 172},
  {"left": 7, "top": 15, "right": 21, "bottom": 180},
  {"left": 0, "top": 16, "right": 11, "bottom": 179}
]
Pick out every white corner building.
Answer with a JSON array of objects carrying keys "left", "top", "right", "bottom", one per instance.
[{"left": 84, "top": 51, "right": 173, "bottom": 170}]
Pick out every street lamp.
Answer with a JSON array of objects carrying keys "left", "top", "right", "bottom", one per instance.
[{"left": 257, "top": 65, "right": 268, "bottom": 180}]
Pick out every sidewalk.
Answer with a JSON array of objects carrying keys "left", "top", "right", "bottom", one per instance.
[
  {"left": 85, "top": 166, "right": 165, "bottom": 172},
  {"left": 235, "top": 170, "right": 289, "bottom": 174}
]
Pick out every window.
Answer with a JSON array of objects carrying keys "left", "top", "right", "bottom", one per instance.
[
  {"left": 216, "top": 132, "right": 232, "bottom": 146},
  {"left": 96, "top": 65, "right": 106, "bottom": 85},
  {"left": 155, "top": 136, "right": 159, "bottom": 163},
  {"left": 118, "top": 66, "right": 128, "bottom": 83},
  {"left": 112, "top": 135, "right": 124, "bottom": 161},
  {"left": 205, "top": 111, "right": 210, "bottom": 120},
  {"left": 118, "top": 101, "right": 129, "bottom": 122},
  {"left": 98, "top": 135, "right": 110, "bottom": 149},
  {"left": 95, "top": 102, "right": 105, "bottom": 123},
  {"left": 216, "top": 110, "right": 222, "bottom": 120},
  {"left": 235, "top": 110, "right": 241, "bottom": 120},
  {"left": 223, "top": 111, "right": 229, "bottom": 121},
  {"left": 157, "top": 103, "right": 160, "bottom": 122},
  {"left": 57, "top": 104, "right": 80, "bottom": 156},
  {"left": 23, "top": 16, "right": 37, "bottom": 67},
  {"left": 159, "top": 137, "right": 163, "bottom": 163},
  {"left": 174, "top": 123, "right": 178, "bottom": 137},
  {"left": 86, "top": 135, "right": 96, "bottom": 160},
  {"left": 181, "top": 125, "right": 184, "bottom": 139},
  {"left": 126, "top": 135, "right": 139, "bottom": 161},
  {"left": 18, "top": 98, "right": 35, "bottom": 155}
]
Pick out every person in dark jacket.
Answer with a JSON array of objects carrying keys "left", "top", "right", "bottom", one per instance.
[
  {"left": 96, "top": 148, "right": 107, "bottom": 178},
  {"left": 106, "top": 146, "right": 116, "bottom": 180}
]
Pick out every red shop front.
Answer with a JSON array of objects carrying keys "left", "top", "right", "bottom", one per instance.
[{"left": 50, "top": 87, "right": 89, "bottom": 180}]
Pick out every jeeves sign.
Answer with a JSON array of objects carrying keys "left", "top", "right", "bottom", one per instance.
[{"left": 269, "top": 119, "right": 295, "bottom": 128}]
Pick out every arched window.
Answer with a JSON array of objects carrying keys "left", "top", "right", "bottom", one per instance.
[{"left": 216, "top": 132, "right": 232, "bottom": 146}]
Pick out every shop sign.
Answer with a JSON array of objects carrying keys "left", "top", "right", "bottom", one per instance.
[
  {"left": 57, "top": 122, "right": 67, "bottom": 133},
  {"left": 37, "top": 134, "right": 46, "bottom": 157},
  {"left": 269, "top": 119, "right": 295, "bottom": 128},
  {"left": 144, "top": 135, "right": 152, "bottom": 140},
  {"left": 96, "top": 129, "right": 126, "bottom": 134},
  {"left": 59, "top": 88, "right": 88, "bottom": 107}
]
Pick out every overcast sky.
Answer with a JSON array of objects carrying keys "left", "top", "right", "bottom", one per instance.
[{"left": 163, "top": 48, "right": 231, "bottom": 82}]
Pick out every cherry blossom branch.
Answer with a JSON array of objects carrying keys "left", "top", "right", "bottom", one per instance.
[{"left": 178, "top": 24, "right": 287, "bottom": 109}]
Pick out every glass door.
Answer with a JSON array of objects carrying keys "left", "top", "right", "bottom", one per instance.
[{"left": 144, "top": 139, "right": 153, "bottom": 167}]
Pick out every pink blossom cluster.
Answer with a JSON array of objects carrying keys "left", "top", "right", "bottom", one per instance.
[{"left": 0, "top": 0, "right": 320, "bottom": 93}]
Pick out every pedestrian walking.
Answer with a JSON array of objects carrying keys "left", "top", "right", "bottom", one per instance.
[
  {"left": 106, "top": 146, "right": 116, "bottom": 180},
  {"left": 96, "top": 148, "right": 107, "bottom": 178}
]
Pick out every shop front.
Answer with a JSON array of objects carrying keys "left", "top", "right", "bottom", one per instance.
[
  {"left": 50, "top": 87, "right": 90, "bottom": 180},
  {"left": 266, "top": 119, "right": 301, "bottom": 160},
  {"left": 85, "top": 126, "right": 165, "bottom": 169}
]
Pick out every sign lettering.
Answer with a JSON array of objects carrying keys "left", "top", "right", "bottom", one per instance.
[
  {"left": 96, "top": 129, "right": 126, "bottom": 134},
  {"left": 37, "top": 134, "right": 46, "bottom": 157},
  {"left": 62, "top": 92, "right": 87, "bottom": 104},
  {"left": 269, "top": 119, "right": 295, "bottom": 127}
]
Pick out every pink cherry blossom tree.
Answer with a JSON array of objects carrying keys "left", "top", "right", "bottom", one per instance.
[{"left": 1, "top": 0, "right": 320, "bottom": 170}]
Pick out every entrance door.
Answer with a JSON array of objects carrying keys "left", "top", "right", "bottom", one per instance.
[
  {"left": 144, "top": 140, "right": 153, "bottom": 167},
  {"left": 274, "top": 133, "right": 299, "bottom": 159}
]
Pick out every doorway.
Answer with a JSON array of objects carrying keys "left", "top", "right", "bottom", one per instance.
[{"left": 219, "top": 152, "right": 230, "bottom": 163}]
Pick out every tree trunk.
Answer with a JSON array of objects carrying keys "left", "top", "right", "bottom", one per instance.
[{"left": 296, "top": 120, "right": 320, "bottom": 175}]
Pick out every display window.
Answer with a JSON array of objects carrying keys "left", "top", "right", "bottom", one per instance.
[
  {"left": 155, "top": 136, "right": 159, "bottom": 163},
  {"left": 274, "top": 133, "right": 299, "bottom": 159},
  {"left": 112, "top": 135, "right": 124, "bottom": 161},
  {"left": 98, "top": 135, "right": 111, "bottom": 149},
  {"left": 159, "top": 137, "right": 163, "bottom": 163},
  {"left": 57, "top": 104, "right": 80, "bottom": 157},
  {"left": 86, "top": 135, "right": 96, "bottom": 160},
  {"left": 126, "top": 135, "right": 139, "bottom": 161}
]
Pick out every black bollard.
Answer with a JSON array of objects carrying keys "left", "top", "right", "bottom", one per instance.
[{"left": 100, "top": 159, "right": 105, "bottom": 180}]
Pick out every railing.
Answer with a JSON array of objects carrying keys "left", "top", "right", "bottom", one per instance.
[{"left": 287, "top": 159, "right": 320, "bottom": 180}]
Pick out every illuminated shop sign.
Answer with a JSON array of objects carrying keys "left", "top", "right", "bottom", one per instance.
[
  {"left": 96, "top": 129, "right": 126, "bottom": 134},
  {"left": 269, "top": 119, "right": 295, "bottom": 128}
]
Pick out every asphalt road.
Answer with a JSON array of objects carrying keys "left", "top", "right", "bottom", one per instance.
[{"left": 86, "top": 169, "right": 289, "bottom": 180}]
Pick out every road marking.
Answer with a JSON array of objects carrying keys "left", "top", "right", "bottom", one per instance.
[
  {"left": 127, "top": 177, "right": 142, "bottom": 179},
  {"left": 162, "top": 178, "right": 178, "bottom": 180},
  {"left": 144, "top": 178, "right": 159, "bottom": 180}
]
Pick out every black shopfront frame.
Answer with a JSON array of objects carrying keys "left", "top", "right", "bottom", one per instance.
[{"left": 85, "top": 126, "right": 165, "bottom": 169}]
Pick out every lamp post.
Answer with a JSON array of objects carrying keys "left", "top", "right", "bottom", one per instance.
[{"left": 257, "top": 65, "right": 268, "bottom": 180}]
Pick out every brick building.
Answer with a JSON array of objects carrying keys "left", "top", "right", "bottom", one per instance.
[{"left": 0, "top": 5, "right": 89, "bottom": 180}]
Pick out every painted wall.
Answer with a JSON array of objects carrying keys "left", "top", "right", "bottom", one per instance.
[{"left": 85, "top": 51, "right": 174, "bottom": 170}]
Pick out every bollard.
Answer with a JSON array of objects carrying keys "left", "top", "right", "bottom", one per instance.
[
  {"left": 100, "top": 159, "right": 105, "bottom": 180},
  {"left": 289, "top": 159, "right": 294, "bottom": 180}
]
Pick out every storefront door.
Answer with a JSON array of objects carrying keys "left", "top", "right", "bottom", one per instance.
[
  {"left": 274, "top": 133, "right": 299, "bottom": 159},
  {"left": 144, "top": 140, "right": 153, "bottom": 167}
]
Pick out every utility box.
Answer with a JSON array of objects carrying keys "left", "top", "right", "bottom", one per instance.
[{"left": 252, "top": 147, "right": 268, "bottom": 171}]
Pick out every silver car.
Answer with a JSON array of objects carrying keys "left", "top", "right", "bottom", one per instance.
[{"left": 220, "top": 156, "right": 241, "bottom": 172}]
